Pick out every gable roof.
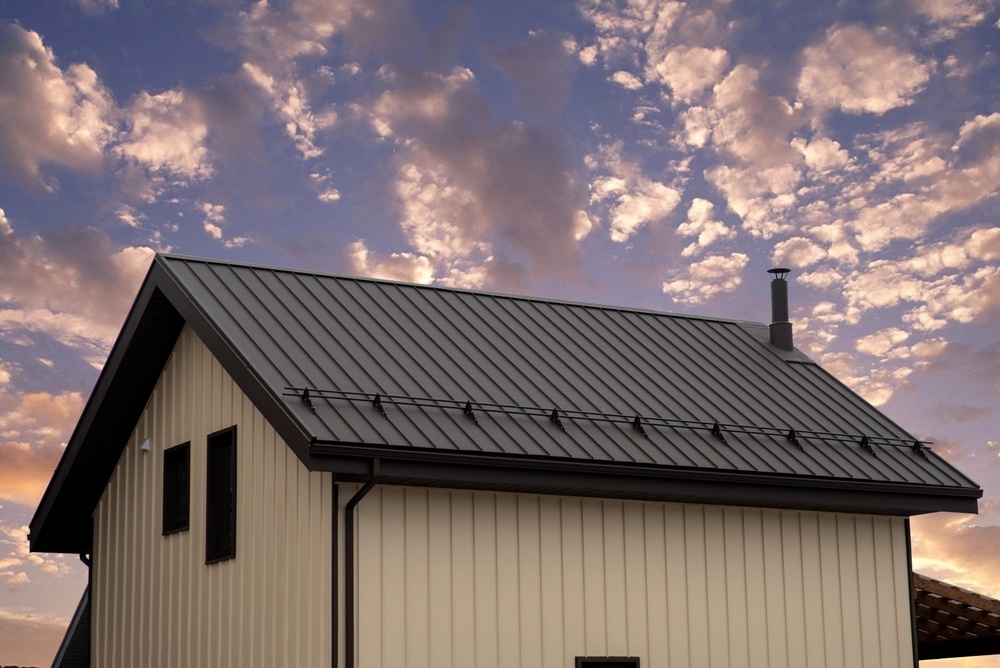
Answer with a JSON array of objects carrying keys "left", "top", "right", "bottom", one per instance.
[{"left": 30, "top": 255, "right": 981, "bottom": 553}]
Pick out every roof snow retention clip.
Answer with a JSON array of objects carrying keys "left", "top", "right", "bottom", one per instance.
[
  {"left": 464, "top": 401, "right": 479, "bottom": 425},
  {"left": 632, "top": 415, "right": 648, "bottom": 439},
  {"left": 550, "top": 408, "right": 566, "bottom": 432},
  {"left": 860, "top": 435, "right": 877, "bottom": 457},
  {"left": 912, "top": 440, "right": 929, "bottom": 460},
  {"left": 711, "top": 421, "right": 728, "bottom": 444},
  {"left": 301, "top": 388, "right": 316, "bottom": 415},
  {"left": 373, "top": 393, "right": 387, "bottom": 418},
  {"left": 787, "top": 428, "right": 802, "bottom": 450}
]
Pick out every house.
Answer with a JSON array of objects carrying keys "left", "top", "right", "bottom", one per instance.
[{"left": 30, "top": 254, "right": 982, "bottom": 667}]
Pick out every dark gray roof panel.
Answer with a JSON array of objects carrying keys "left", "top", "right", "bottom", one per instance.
[{"left": 161, "top": 256, "right": 977, "bottom": 491}]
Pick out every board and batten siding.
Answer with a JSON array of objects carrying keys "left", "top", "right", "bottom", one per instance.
[
  {"left": 351, "top": 486, "right": 914, "bottom": 668},
  {"left": 92, "top": 325, "right": 334, "bottom": 668}
]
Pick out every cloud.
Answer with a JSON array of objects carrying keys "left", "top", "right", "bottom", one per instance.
[
  {"left": 0, "top": 215, "right": 153, "bottom": 359},
  {"left": 837, "top": 115, "right": 1000, "bottom": 251},
  {"left": 232, "top": 0, "right": 416, "bottom": 159},
  {"left": 588, "top": 142, "right": 682, "bottom": 243},
  {"left": 661, "top": 252, "right": 750, "bottom": 305},
  {"left": 840, "top": 226, "right": 1000, "bottom": 330},
  {"left": 370, "top": 66, "right": 586, "bottom": 283},
  {"left": 578, "top": 0, "right": 728, "bottom": 103},
  {"left": 611, "top": 70, "right": 644, "bottom": 90},
  {"left": 771, "top": 236, "right": 828, "bottom": 268},
  {"left": 115, "top": 89, "right": 214, "bottom": 182},
  {"left": 241, "top": 62, "right": 336, "bottom": 159},
  {"left": 855, "top": 327, "right": 910, "bottom": 357},
  {"left": 76, "top": 0, "right": 118, "bottom": 13},
  {"left": 0, "top": 390, "right": 78, "bottom": 508},
  {"left": 649, "top": 45, "right": 729, "bottom": 103},
  {"left": 0, "top": 22, "right": 116, "bottom": 188},
  {"left": 819, "top": 351, "right": 912, "bottom": 406},
  {"left": 798, "top": 24, "right": 931, "bottom": 114},
  {"left": 906, "top": 0, "right": 993, "bottom": 39},
  {"left": 912, "top": 510, "right": 1000, "bottom": 600},
  {"left": 348, "top": 239, "right": 435, "bottom": 285},
  {"left": 676, "top": 198, "right": 733, "bottom": 256},
  {"left": 791, "top": 136, "right": 850, "bottom": 173},
  {"left": 489, "top": 30, "right": 575, "bottom": 119}
]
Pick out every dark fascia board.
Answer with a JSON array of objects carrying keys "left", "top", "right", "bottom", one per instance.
[
  {"left": 30, "top": 256, "right": 318, "bottom": 554},
  {"left": 150, "top": 256, "right": 316, "bottom": 465},
  {"left": 309, "top": 442, "right": 982, "bottom": 516},
  {"left": 29, "top": 265, "right": 185, "bottom": 553},
  {"left": 918, "top": 637, "right": 1000, "bottom": 660}
]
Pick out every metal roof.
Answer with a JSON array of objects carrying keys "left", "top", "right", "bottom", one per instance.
[{"left": 30, "top": 255, "right": 981, "bottom": 552}]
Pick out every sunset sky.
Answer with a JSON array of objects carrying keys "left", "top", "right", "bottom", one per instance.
[{"left": 2, "top": 0, "right": 999, "bottom": 665}]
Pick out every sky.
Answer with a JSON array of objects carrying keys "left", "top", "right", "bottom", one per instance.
[{"left": 0, "top": 0, "right": 999, "bottom": 665}]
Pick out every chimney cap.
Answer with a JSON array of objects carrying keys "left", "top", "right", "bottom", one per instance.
[{"left": 768, "top": 267, "right": 791, "bottom": 280}]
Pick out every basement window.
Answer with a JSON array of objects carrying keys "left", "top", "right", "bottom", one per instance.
[
  {"left": 162, "top": 442, "right": 190, "bottom": 535},
  {"left": 575, "top": 659, "right": 640, "bottom": 668},
  {"left": 206, "top": 427, "right": 237, "bottom": 563}
]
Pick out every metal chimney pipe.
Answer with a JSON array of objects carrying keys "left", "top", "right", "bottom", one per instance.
[{"left": 768, "top": 268, "right": 793, "bottom": 351}]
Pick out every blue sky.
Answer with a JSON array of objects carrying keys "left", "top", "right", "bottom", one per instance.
[{"left": 2, "top": 0, "right": 999, "bottom": 665}]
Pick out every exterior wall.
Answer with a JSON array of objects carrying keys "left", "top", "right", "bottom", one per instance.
[
  {"left": 352, "top": 486, "right": 914, "bottom": 668},
  {"left": 92, "top": 326, "right": 333, "bottom": 667}
]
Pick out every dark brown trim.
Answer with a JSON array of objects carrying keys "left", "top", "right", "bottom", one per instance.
[
  {"left": 344, "top": 460, "right": 379, "bottom": 668},
  {"left": 331, "top": 483, "right": 338, "bottom": 668},
  {"left": 29, "top": 281, "right": 185, "bottom": 553},
  {"left": 162, "top": 442, "right": 191, "bottom": 535},
  {"left": 918, "top": 636, "right": 1000, "bottom": 660},
  {"left": 575, "top": 658, "right": 640, "bottom": 668},
  {"left": 308, "top": 445, "right": 981, "bottom": 516},
  {"left": 906, "top": 519, "right": 918, "bottom": 668}
]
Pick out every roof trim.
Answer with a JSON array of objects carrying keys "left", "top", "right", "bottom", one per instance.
[
  {"left": 29, "top": 269, "right": 185, "bottom": 553},
  {"left": 309, "top": 443, "right": 981, "bottom": 515}
]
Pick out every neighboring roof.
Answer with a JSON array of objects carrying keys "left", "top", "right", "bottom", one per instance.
[
  {"left": 52, "top": 586, "right": 90, "bottom": 668},
  {"left": 30, "top": 255, "right": 981, "bottom": 552},
  {"left": 915, "top": 572, "right": 1000, "bottom": 660}
]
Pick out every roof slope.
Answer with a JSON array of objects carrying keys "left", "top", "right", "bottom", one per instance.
[
  {"left": 915, "top": 572, "right": 1000, "bottom": 659},
  {"left": 31, "top": 255, "right": 981, "bottom": 552}
]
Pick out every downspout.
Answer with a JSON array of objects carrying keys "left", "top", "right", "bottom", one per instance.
[
  {"left": 331, "top": 483, "right": 339, "bottom": 668},
  {"left": 344, "top": 459, "right": 380, "bottom": 668}
]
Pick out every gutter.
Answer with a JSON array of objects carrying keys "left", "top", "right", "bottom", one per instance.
[{"left": 342, "top": 459, "right": 380, "bottom": 668}]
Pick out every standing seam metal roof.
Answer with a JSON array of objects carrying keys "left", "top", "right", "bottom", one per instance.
[
  {"left": 29, "top": 254, "right": 983, "bottom": 553},
  {"left": 165, "top": 256, "right": 975, "bottom": 489}
]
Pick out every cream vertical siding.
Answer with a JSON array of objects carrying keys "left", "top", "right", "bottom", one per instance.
[
  {"left": 92, "top": 326, "right": 333, "bottom": 668},
  {"left": 352, "top": 487, "right": 914, "bottom": 668}
]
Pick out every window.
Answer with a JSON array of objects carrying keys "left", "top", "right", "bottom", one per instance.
[
  {"left": 575, "top": 659, "right": 640, "bottom": 668},
  {"left": 206, "top": 427, "right": 237, "bottom": 563},
  {"left": 162, "top": 442, "right": 190, "bottom": 534}
]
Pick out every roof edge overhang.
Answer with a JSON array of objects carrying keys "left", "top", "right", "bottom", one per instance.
[
  {"left": 309, "top": 442, "right": 982, "bottom": 516},
  {"left": 30, "top": 260, "right": 186, "bottom": 553},
  {"left": 29, "top": 255, "right": 316, "bottom": 554}
]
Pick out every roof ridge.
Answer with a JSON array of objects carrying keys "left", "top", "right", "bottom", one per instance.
[{"left": 155, "top": 253, "right": 765, "bottom": 328}]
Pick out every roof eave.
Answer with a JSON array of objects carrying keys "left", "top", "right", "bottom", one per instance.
[
  {"left": 309, "top": 441, "right": 982, "bottom": 516},
  {"left": 29, "top": 256, "right": 317, "bottom": 554}
]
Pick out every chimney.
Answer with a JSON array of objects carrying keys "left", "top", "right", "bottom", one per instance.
[{"left": 768, "top": 268, "right": 793, "bottom": 351}]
